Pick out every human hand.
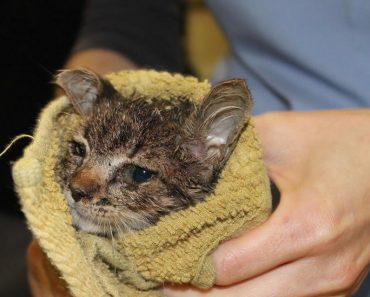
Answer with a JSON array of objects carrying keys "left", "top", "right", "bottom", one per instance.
[
  {"left": 161, "top": 110, "right": 370, "bottom": 297},
  {"left": 27, "top": 240, "right": 71, "bottom": 297}
]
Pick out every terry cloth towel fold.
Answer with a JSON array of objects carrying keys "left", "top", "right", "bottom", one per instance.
[{"left": 12, "top": 70, "right": 271, "bottom": 297}]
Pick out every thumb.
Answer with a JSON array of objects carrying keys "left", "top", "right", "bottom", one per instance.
[{"left": 212, "top": 198, "right": 306, "bottom": 286}]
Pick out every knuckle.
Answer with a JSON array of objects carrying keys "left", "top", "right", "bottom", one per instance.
[
  {"left": 288, "top": 191, "right": 346, "bottom": 252},
  {"left": 314, "top": 219, "right": 337, "bottom": 248},
  {"left": 215, "top": 248, "right": 242, "bottom": 285},
  {"left": 328, "top": 261, "right": 360, "bottom": 291},
  {"left": 300, "top": 208, "right": 340, "bottom": 252}
]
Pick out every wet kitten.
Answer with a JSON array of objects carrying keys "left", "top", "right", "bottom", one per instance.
[{"left": 55, "top": 69, "right": 251, "bottom": 235}]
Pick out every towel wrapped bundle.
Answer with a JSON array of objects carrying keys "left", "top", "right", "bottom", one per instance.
[{"left": 12, "top": 70, "right": 271, "bottom": 297}]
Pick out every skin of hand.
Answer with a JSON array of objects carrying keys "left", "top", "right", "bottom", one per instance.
[
  {"left": 27, "top": 240, "right": 72, "bottom": 297},
  {"left": 161, "top": 109, "right": 370, "bottom": 297},
  {"left": 64, "top": 48, "right": 137, "bottom": 74}
]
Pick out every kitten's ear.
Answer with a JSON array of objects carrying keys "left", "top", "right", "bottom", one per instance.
[
  {"left": 190, "top": 79, "right": 252, "bottom": 167},
  {"left": 55, "top": 68, "right": 115, "bottom": 115}
]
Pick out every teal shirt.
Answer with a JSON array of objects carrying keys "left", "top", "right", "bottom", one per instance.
[{"left": 206, "top": 0, "right": 370, "bottom": 114}]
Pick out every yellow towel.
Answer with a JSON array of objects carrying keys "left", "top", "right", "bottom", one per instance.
[{"left": 12, "top": 70, "right": 271, "bottom": 297}]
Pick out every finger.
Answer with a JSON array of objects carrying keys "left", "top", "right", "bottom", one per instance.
[
  {"left": 27, "top": 240, "right": 48, "bottom": 297},
  {"left": 217, "top": 250, "right": 363, "bottom": 297},
  {"left": 162, "top": 257, "right": 352, "bottom": 297},
  {"left": 27, "top": 240, "right": 71, "bottom": 297},
  {"left": 220, "top": 258, "right": 335, "bottom": 297},
  {"left": 212, "top": 196, "right": 322, "bottom": 286},
  {"left": 27, "top": 240, "right": 62, "bottom": 297}
]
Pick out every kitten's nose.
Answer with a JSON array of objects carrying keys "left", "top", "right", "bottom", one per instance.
[{"left": 70, "top": 187, "right": 90, "bottom": 202}]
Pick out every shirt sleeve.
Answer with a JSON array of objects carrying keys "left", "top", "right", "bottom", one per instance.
[{"left": 73, "top": 0, "right": 185, "bottom": 72}]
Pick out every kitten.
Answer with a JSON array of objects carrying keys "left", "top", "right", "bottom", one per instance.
[{"left": 55, "top": 69, "right": 251, "bottom": 235}]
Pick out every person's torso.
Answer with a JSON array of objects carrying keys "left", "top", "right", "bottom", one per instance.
[{"left": 205, "top": 0, "right": 370, "bottom": 114}]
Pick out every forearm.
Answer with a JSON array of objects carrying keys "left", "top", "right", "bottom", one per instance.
[
  {"left": 64, "top": 48, "right": 137, "bottom": 75},
  {"left": 69, "top": 0, "right": 184, "bottom": 74}
]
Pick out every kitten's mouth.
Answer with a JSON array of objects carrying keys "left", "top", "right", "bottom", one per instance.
[
  {"left": 64, "top": 190, "right": 111, "bottom": 234},
  {"left": 64, "top": 190, "right": 151, "bottom": 235}
]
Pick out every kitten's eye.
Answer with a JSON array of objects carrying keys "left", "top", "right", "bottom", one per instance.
[
  {"left": 122, "top": 165, "right": 155, "bottom": 184},
  {"left": 70, "top": 141, "right": 86, "bottom": 157},
  {"left": 132, "top": 167, "right": 154, "bottom": 183}
]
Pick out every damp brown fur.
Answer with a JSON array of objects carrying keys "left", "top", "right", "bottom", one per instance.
[{"left": 54, "top": 69, "right": 251, "bottom": 235}]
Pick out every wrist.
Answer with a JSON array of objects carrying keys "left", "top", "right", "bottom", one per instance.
[{"left": 64, "top": 48, "right": 137, "bottom": 75}]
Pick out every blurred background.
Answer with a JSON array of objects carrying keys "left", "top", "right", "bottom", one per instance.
[
  {"left": 0, "top": 1, "right": 84, "bottom": 296},
  {"left": 1, "top": 1, "right": 369, "bottom": 296},
  {"left": 0, "top": 1, "right": 84, "bottom": 212},
  {"left": 0, "top": 0, "right": 226, "bottom": 296}
]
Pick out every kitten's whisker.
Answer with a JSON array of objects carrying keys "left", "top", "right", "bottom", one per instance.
[
  {"left": 97, "top": 216, "right": 107, "bottom": 236},
  {"left": 117, "top": 217, "right": 133, "bottom": 234},
  {"left": 112, "top": 217, "right": 121, "bottom": 234},
  {"left": 115, "top": 218, "right": 125, "bottom": 235},
  {"left": 60, "top": 111, "right": 74, "bottom": 117},
  {"left": 109, "top": 223, "right": 118, "bottom": 274},
  {"left": 122, "top": 212, "right": 150, "bottom": 228}
]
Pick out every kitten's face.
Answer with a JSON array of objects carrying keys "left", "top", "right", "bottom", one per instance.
[
  {"left": 55, "top": 69, "right": 251, "bottom": 235},
  {"left": 60, "top": 98, "right": 214, "bottom": 234}
]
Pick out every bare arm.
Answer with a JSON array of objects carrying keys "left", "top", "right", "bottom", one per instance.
[{"left": 63, "top": 48, "right": 137, "bottom": 75}]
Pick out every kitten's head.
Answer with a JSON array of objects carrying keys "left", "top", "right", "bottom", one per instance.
[{"left": 55, "top": 69, "right": 251, "bottom": 235}]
